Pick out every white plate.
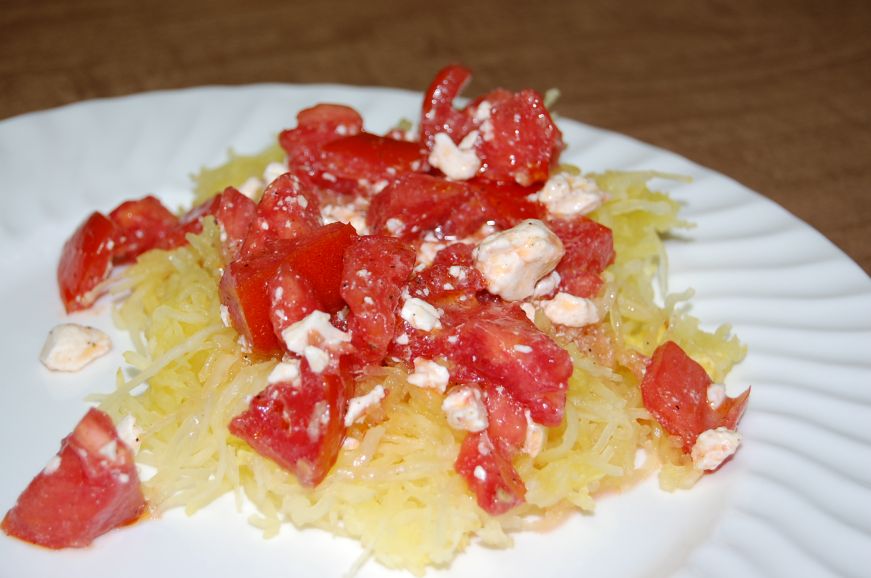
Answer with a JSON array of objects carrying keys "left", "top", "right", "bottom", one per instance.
[{"left": 1, "top": 85, "right": 869, "bottom": 578}]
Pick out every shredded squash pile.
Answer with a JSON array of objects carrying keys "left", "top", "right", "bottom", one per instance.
[{"left": 94, "top": 146, "right": 745, "bottom": 574}]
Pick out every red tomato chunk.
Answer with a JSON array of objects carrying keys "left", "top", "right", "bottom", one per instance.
[
  {"left": 57, "top": 212, "right": 116, "bottom": 313},
  {"left": 455, "top": 431, "right": 526, "bottom": 515},
  {"left": 550, "top": 216, "right": 615, "bottom": 299},
  {"left": 640, "top": 341, "right": 750, "bottom": 452},
  {"left": 1, "top": 409, "right": 145, "bottom": 548},
  {"left": 229, "top": 360, "right": 351, "bottom": 486},
  {"left": 108, "top": 195, "right": 179, "bottom": 264}
]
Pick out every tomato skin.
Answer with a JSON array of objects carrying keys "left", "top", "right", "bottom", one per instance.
[
  {"left": 367, "top": 173, "right": 477, "bottom": 240},
  {"left": 240, "top": 172, "right": 323, "bottom": 258},
  {"left": 341, "top": 236, "right": 416, "bottom": 363},
  {"left": 420, "top": 64, "right": 473, "bottom": 150},
  {"left": 641, "top": 341, "right": 750, "bottom": 451},
  {"left": 176, "top": 187, "right": 257, "bottom": 261},
  {"left": 449, "top": 303, "right": 573, "bottom": 427},
  {"left": 476, "top": 89, "right": 563, "bottom": 186},
  {"left": 57, "top": 212, "right": 117, "bottom": 313},
  {"left": 320, "top": 133, "right": 425, "bottom": 187},
  {"left": 1, "top": 409, "right": 145, "bottom": 548},
  {"left": 108, "top": 196, "right": 179, "bottom": 264},
  {"left": 228, "top": 360, "right": 351, "bottom": 486},
  {"left": 455, "top": 431, "right": 525, "bottom": 515},
  {"left": 279, "top": 104, "right": 364, "bottom": 169},
  {"left": 549, "top": 217, "right": 615, "bottom": 298}
]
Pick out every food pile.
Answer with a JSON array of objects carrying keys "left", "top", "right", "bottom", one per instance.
[{"left": 2, "top": 65, "right": 749, "bottom": 574}]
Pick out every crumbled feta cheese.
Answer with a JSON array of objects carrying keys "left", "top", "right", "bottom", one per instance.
[
  {"left": 262, "top": 161, "right": 288, "bottom": 185},
  {"left": 116, "top": 415, "right": 142, "bottom": 454},
  {"left": 400, "top": 298, "right": 443, "bottom": 331},
  {"left": 473, "top": 465, "right": 487, "bottom": 481},
  {"left": 395, "top": 333, "right": 409, "bottom": 345},
  {"left": 707, "top": 383, "right": 727, "bottom": 409},
  {"left": 448, "top": 266, "right": 467, "bottom": 281},
  {"left": 42, "top": 455, "right": 62, "bottom": 475},
  {"left": 416, "top": 240, "right": 447, "bottom": 269},
  {"left": 520, "top": 302, "right": 538, "bottom": 323},
  {"left": 533, "top": 270, "right": 561, "bottom": 297},
  {"left": 344, "top": 385, "right": 386, "bottom": 427},
  {"left": 442, "top": 386, "right": 488, "bottom": 432},
  {"left": 307, "top": 401, "right": 330, "bottom": 441},
  {"left": 691, "top": 427, "right": 742, "bottom": 471},
  {"left": 321, "top": 198, "right": 370, "bottom": 235},
  {"left": 280, "top": 310, "right": 351, "bottom": 355},
  {"left": 385, "top": 218, "right": 405, "bottom": 236},
  {"left": 237, "top": 176, "right": 263, "bottom": 199},
  {"left": 268, "top": 359, "right": 301, "bottom": 385},
  {"left": 513, "top": 344, "right": 533, "bottom": 353},
  {"left": 473, "top": 101, "right": 494, "bottom": 142},
  {"left": 522, "top": 410, "right": 545, "bottom": 457},
  {"left": 473, "top": 219, "right": 565, "bottom": 301},
  {"left": 537, "top": 173, "right": 606, "bottom": 218},
  {"left": 428, "top": 132, "right": 481, "bottom": 181},
  {"left": 304, "top": 346, "right": 330, "bottom": 373},
  {"left": 39, "top": 323, "right": 112, "bottom": 372},
  {"left": 407, "top": 358, "right": 450, "bottom": 392},
  {"left": 541, "top": 292, "right": 600, "bottom": 327}
]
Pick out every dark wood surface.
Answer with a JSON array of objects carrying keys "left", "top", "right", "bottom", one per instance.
[{"left": 3, "top": 0, "right": 869, "bottom": 274}]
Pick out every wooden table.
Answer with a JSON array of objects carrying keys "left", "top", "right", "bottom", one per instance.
[{"left": 3, "top": 0, "right": 869, "bottom": 275}]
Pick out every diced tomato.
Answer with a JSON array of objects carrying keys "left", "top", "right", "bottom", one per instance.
[
  {"left": 108, "top": 196, "right": 179, "bottom": 264},
  {"left": 319, "top": 133, "right": 425, "bottom": 188},
  {"left": 240, "top": 172, "right": 322, "bottom": 258},
  {"left": 229, "top": 360, "right": 350, "bottom": 486},
  {"left": 640, "top": 341, "right": 750, "bottom": 452},
  {"left": 476, "top": 89, "right": 563, "bottom": 186},
  {"left": 221, "top": 223, "right": 357, "bottom": 355},
  {"left": 449, "top": 303, "right": 573, "bottom": 426},
  {"left": 57, "top": 212, "right": 117, "bottom": 313},
  {"left": 407, "top": 244, "right": 485, "bottom": 302},
  {"left": 279, "top": 104, "right": 364, "bottom": 169},
  {"left": 420, "top": 64, "right": 473, "bottom": 150},
  {"left": 483, "top": 386, "right": 528, "bottom": 457},
  {"left": 220, "top": 241, "right": 292, "bottom": 354},
  {"left": 1, "top": 408, "right": 145, "bottom": 548},
  {"left": 470, "top": 179, "right": 545, "bottom": 229},
  {"left": 173, "top": 187, "right": 256, "bottom": 260},
  {"left": 549, "top": 217, "right": 615, "bottom": 298},
  {"left": 268, "top": 263, "right": 322, "bottom": 338},
  {"left": 455, "top": 431, "right": 525, "bottom": 515},
  {"left": 367, "top": 173, "right": 477, "bottom": 240},
  {"left": 341, "top": 236, "right": 415, "bottom": 363}
]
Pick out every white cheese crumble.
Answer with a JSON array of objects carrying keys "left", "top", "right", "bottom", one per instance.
[
  {"left": 473, "top": 100, "right": 494, "bottom": 142},
  {"left": 267, "top": 359, "right": 301, "bottom": 385},
  {"left": 533, "top": 270, "right": 561, "bottom": 297},
  {"left": 321, "top": 198, "right": 370, "bottom": 235},
  {"left": 262, "top": 161, "right": 288, "bottom": 185},
  {"left": 344, "top": 385, "right": 386, "bottom": 427},
  {"left": 400, "top": 298, "right": 443, "bottom": 331},
  {"left": 513, "top": 344, "right": 533, "bottom": 353},
  {"left": 707, "top": 383, "right": 727, "bottom": 410},
  {"left": 219, "top": 304, "right": 232, "bottom": 328},
  {"left": 304, "top": 346, "right": 330, "bottom": 373},
  {"left": 395, "top": 333, "right": 409, "bottom": 345},
  {"left": 520, "top": 302, "right": 538, "bottom": 323},
  {"left": 428, "top": 131, "right": 481, "bottom": 181},
  {"left": 441, "top": 386, "right": 488, "bottom": 432},
  {"left": 407, "top": 358, "right": 450, "bottom": 393},
  {"left": 237, "top": 176, "right": 263, "bottom": 199},
  {"left": 116, "top": 415, "right": 142, "bottom": 454},
  {"left": 416, "top": 240, "right": 447, "bottom": 269},
  {"left": 473, "top": 465, "right": 488, "bottom": 481},
  {"left": 691, "top": 427, "right": 742, "bottom": 471},
  {"left": 473, "top": 219, "right": 565, "bottom": 301},
  {"left": 39, "top": 323, "right": 112, "bottom": 372},
  {"left": 385, "top": 218, "right": 406, "bottom": 236},
  {"left": 280, "top": 310, "right": 351, "bottom": 355},
  {"left": 535, "top": 172, "right": 606, "bottom": 218},
  {"left": 541, "top": 292, "right": 600, "bottom": 327}
]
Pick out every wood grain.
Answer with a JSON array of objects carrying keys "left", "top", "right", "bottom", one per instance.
[{"left": 2, "top": 0, "right": 869, "bottom": 274}]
